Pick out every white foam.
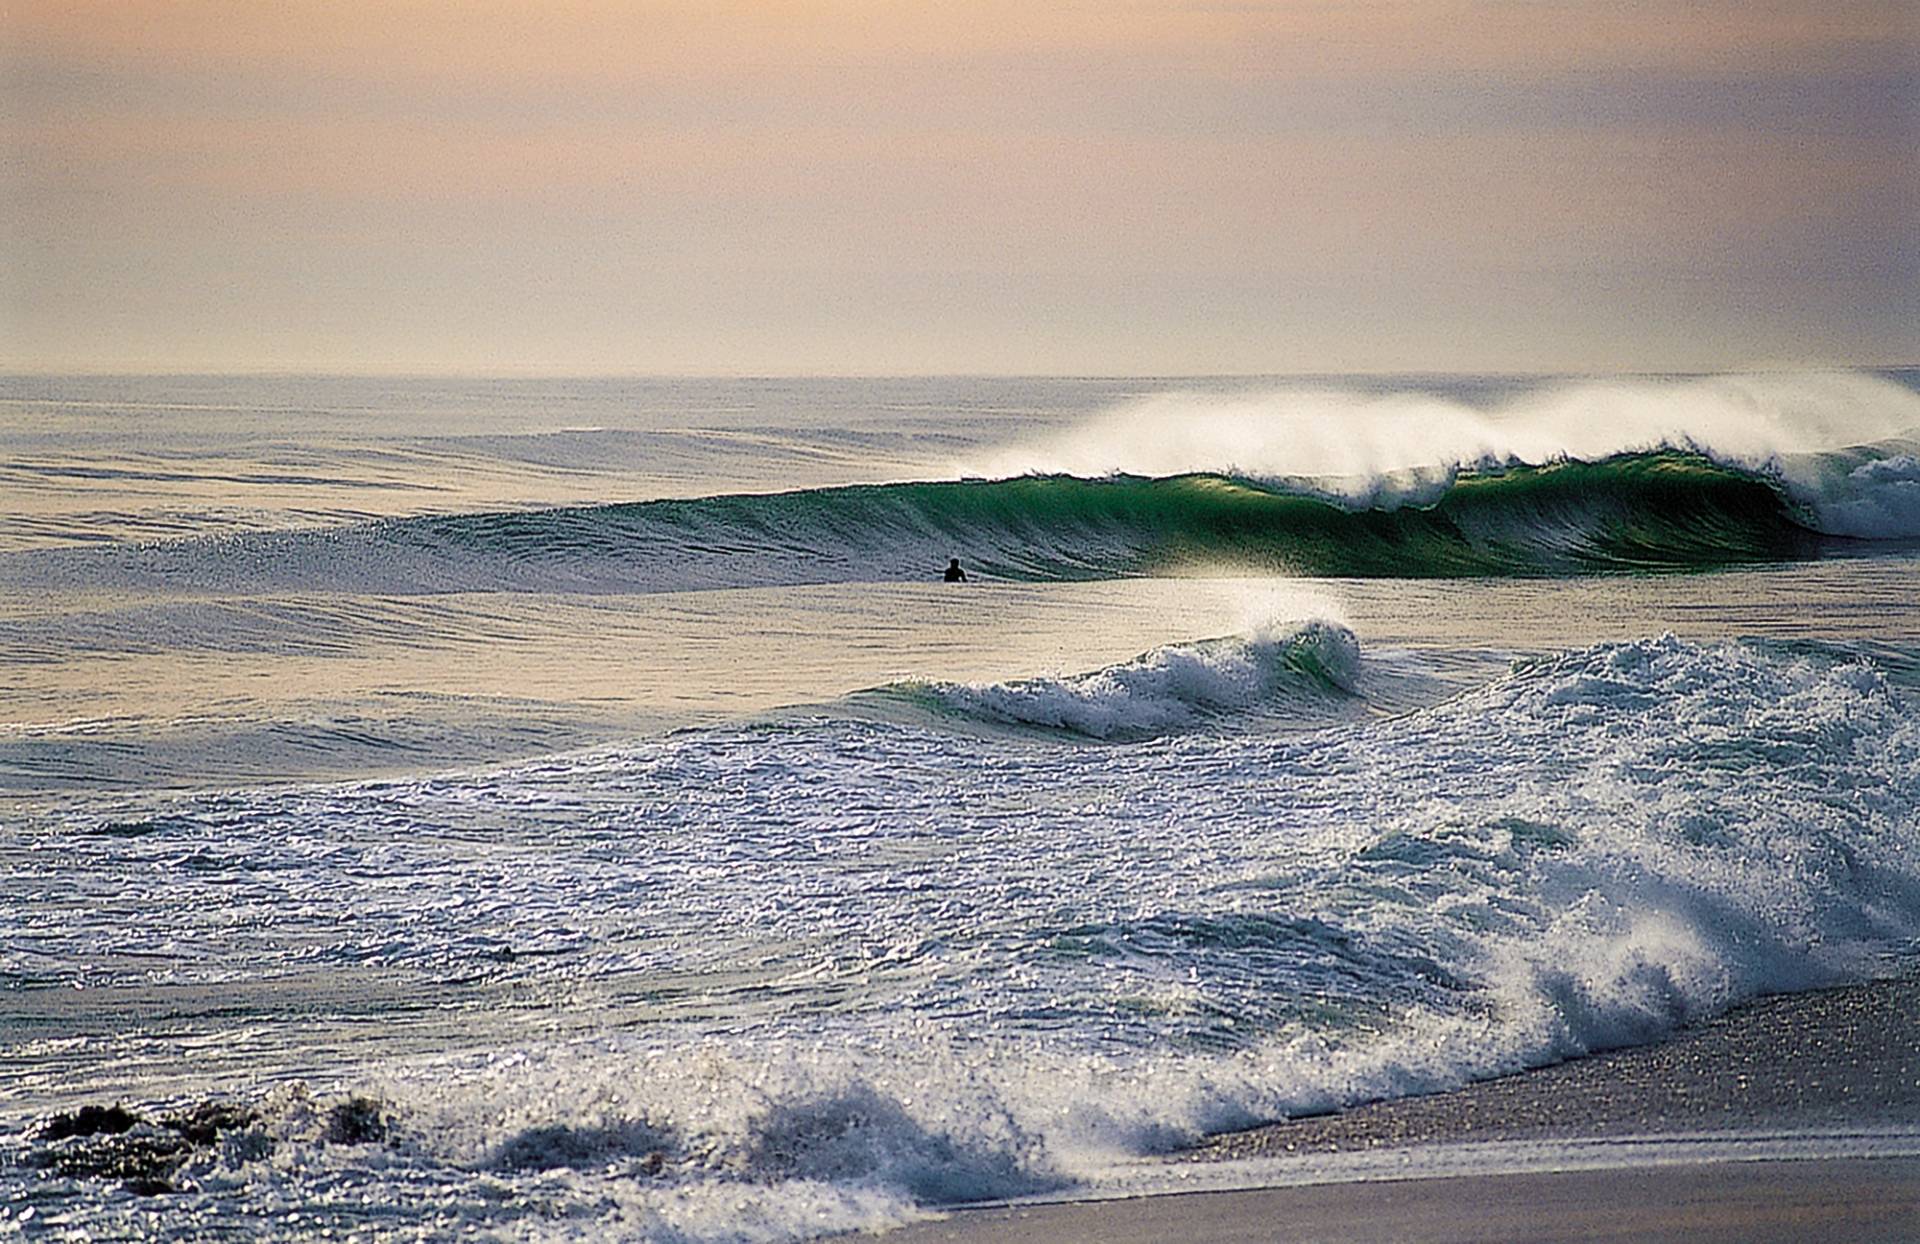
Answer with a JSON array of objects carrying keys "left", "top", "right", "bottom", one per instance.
[
  {"left": 382, "top": 636, "right": 1920, "bottom": 1233},
  {"left": 1805, "top": 453, "right": 1920, "bottom": 539},
  {"left": 12, "top": 633, "right": 1920, "bottom": 1240},
  {"left": 972, "top": 372, "right": 1920, "bottom": 483}
]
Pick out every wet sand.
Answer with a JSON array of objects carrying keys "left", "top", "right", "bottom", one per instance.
[
  {"left": 887, "top": 977, "right": 1920, "bottom": 1242},
  {"left": 885, "top": 1158, "right": 1920, "bottom": 1243}
]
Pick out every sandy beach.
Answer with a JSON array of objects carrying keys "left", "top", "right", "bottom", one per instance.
[{"left": 887, "top": 977, "right": 1920, "bottom": 1242}]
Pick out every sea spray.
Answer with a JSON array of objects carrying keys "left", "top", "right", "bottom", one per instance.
[{"left": 970, "top": 370, "right": 1920, "bottom": 496}]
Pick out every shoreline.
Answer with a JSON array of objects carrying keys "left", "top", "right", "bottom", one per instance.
[
  {"left": 1200, "top": 973, "right": 1920, "bottom": 1160},
  {"left": 887, "top": 976, "right": 1920, "bottom": 1242}
]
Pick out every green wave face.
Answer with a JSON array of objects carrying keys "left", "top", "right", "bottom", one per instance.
[
  {"left": 407, "top": 450, "right": 1829, "bottom": 586},
  {"left": 20, "top": 449, "right": 1837, "bottom": 596},
  {"left": 701, "top": 452, "right": 1822, "bottom": 580}
]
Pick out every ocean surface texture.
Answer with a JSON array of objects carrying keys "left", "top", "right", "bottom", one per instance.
[{"left": 4, "top": 371, "right": 1920, "bottom": 1240}]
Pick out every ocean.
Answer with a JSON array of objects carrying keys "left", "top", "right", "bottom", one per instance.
[{"left": 4, "top": 370, "right": 1919, "bottom": 1239}]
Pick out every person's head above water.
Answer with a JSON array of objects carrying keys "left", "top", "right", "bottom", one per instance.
[{"left": 948, "top": 559, "right": 960, "bottom": 568}]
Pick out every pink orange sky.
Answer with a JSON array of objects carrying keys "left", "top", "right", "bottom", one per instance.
[{"left": 4, "top": 1, "right": 1916, "bottom": 373}]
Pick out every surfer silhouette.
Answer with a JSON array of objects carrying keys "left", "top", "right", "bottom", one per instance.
[{"left": 944, "top": 558, "right": 966, "bottom": 582}]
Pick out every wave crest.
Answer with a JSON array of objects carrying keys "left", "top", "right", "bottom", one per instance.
[
  {"left": 971, "top": 370, "right": 1920, "bottom": 497},
  {"left": 885, "top": 620, "right": 1362, "bottom": 739}
]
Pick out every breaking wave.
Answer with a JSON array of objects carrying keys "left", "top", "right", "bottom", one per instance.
[
  {"left": 875, "top": 619, "right": 1365, "bottom": 739},
  {"left": 9, "top": 448, "right": 1918, "bottom": 597}
]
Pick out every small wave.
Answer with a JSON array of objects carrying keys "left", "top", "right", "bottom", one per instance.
[{"left": 880, "top": 620, "right": 1363, "bottom": 739}]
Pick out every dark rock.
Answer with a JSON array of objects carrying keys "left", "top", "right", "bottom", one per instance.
[
  {"left": 26, "top": 1098, "right": 273, "bottom": 1194},
  {"left": 30, "top": 1130, "right": 191, "bottom": 1191},
  {"left": 36, "top": 1104, "right": 143, "bottom": 1142},
  {"left": 162, "top": 1101, "right": 258, "bottom": 1146},
  {"left": 325, "top": 1097, "right": 388, "bottom": 1145}
]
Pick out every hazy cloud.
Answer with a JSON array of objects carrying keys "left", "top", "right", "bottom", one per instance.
[{"left": 4, "top": 0, "right": 1915, "bottom": 372}]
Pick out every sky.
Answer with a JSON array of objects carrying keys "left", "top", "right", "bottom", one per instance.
[{"left": 3, "top": 1, "right": 1916, "bottom": 375}]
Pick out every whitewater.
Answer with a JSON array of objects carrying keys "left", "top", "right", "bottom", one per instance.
[{"left": 3, "top": 370, "right": 1920, "bottom": 1240}]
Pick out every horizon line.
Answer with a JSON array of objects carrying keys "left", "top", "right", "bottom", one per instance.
[{"left": 4, "top": 362, "right": 1916, "bottom": 383}]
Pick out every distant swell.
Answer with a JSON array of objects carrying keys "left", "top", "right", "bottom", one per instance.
[{"left": 4, "top": 450, "right": 1904, "bottom": 596}]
